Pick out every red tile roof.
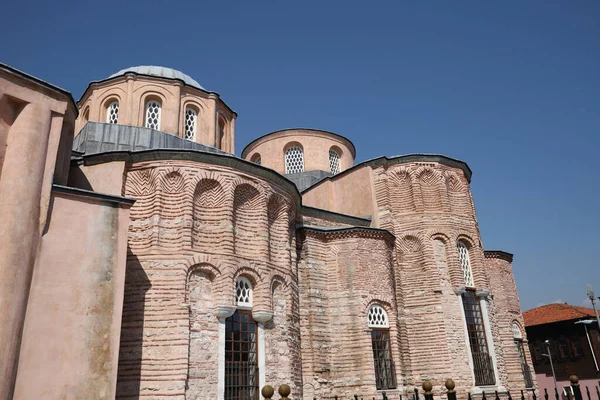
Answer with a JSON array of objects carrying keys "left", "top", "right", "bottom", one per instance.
[{"left": 523, "top": 303, "right": 597, "bottom": 327}]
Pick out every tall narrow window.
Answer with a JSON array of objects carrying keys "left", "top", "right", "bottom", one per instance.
[
  {"left": 145, "top": 100, "right": 161, "bottom": 130},
  {"left": 513, "top": 322, "right": 533, "bottom": 388},
  {"left": 462, "top": 290, "right": 495, "bottom": 386},
  {"left": 225, "top": 310, "right": 258, "bottom": 400},
  {"left": 457, "top": 242, "right": 475, "bottom": 287},
  {"left": 284, "top": 146, "right": 304, "bottom": 174},
  {"left": 329, "top": 148, "right": 341, "bottom": 174},
  {"left": 184, "top": 108, "right": 197, "bottom": 140},
  {"left": 368, "top": 305, "right": 396, "bottom": 390},
  {"left": 106, "top": 101, "right": 119, "bottom": 124}
]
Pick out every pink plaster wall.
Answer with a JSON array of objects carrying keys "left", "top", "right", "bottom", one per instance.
[
  {"left": 13, "top": 190, "right": 132, "bottom": 400},
  {"left": 68, "top": 161, "right": 126, "bottom": 196},
  {"left": 241, "top": 129, "right": 355, "bottom": 174}
]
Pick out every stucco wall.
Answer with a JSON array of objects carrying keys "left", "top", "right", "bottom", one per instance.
[
  {"left": 242, "top": 129, "right": 355, "bottom": 175},
  {"left": 68, "top": 161, "right": 126, "bottom": 196},
  {"left": 75, "top": 75, "right": 236, "bottom": 153},
  {"left": 13, "top": 189, "right": 132, "bottom": 400}
]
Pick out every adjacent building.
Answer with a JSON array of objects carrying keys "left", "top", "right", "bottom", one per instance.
[
  {"left": 0, "top": 63, "right": 536, "bottom": 400},
  {"left": 524, "top": 303, "right": 600, "bottom": 397}
]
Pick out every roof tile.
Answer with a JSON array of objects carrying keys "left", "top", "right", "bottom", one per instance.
[{"left": 523, "top": 303, "right": 597, "bottom": 327}]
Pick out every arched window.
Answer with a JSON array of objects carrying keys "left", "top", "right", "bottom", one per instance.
[
  {"left": 145, "top": 100, "right": 161, "bottom": 130},
  {"left": 251, "top": 154, "right": 261, "bottom": 165},
  {"left": 367, "top": 305, "right": 396, "bottom": 390},
  {"left": 106, "top": 101, "right": 119, "bottom": 124},
  {"left": 329, "top": 148, "right": 341, "bottom": 175},
  {"left": 236, "top": 277, "right": 252, "bottom": 307},
  {"left": 284, "top": 146, "right": 304, "bottom": 174},
  {"left": 184, "top": 107, "right": 197, "bottom": 140},
  {"left": 457, "top": 241, "right": 475, "bottom": 287},
  {"left": 512, "top": 322, "right": 533, "bottom": 387},
  {"left": 512, "top": 322, "right": 523, "bottom": 340}
]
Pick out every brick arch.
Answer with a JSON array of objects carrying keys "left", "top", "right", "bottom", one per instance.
[
  {"left": 125, "top": 168, "right": 161, "bottom": 250},
  {"left": 415, "top": 166, "right": 446, "bottom": 212},
  {"left": 157, "top": 168, "right": 187, "bottom": 250},
  {"left": 232, "top": 182, "right": 265, "bottom": 258},
  {"left": 389, "top": 166, "right": 416, "bottom": 213},
  {"left": 444, "top": 170, "right": 472, "bottom": 216},
  {"left": 192, "top": 178, "right": 231, "bottom": 252},
  {"left": 267, "top": 193, "right": 289, "bottom": 264},
  {"left": 231, "top": 265, "right": 265, "bottom": 308},
  {"left": 185, "top": 262, "right": 220, "bottom": 302}
]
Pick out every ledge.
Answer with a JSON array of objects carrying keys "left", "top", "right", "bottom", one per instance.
[
  {"left": 300, "top": 205, "right": 371, "bottom": 227},
  {"left": 52, "top": 184, "right": 135, "bottom": 206},
  {"left": 484, "top": 250, "right": 514, "bottom": 263}
]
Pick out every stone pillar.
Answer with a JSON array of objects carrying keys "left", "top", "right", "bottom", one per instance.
[
  {"left": 253, "top": 310, "right": 274, "bottom": 392},
  {"left": 0, "top": 103, "right": 52, "bottom": 400}
]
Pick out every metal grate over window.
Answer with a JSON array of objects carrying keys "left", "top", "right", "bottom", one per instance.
[
  {"left": 329, "top": 148, "right": 341, "bottom": 174},
  {"left": 457, "top": 242, "right": 475, "bottom": 287},
  {"left": 184, "top": 108, "right": 197, "bottom": 140},
  {"left": 368, "top": 305, "right": 389, "bottom": 328},
  {"left": 462, "top": 290, "right": 495, "bottom": 386},
  {"left": 106, "top": 101, "right": 119, "bottom": 124},
  {"left": 236, "top": 277, "right": 252, "bottom": 307},
  {"left": 371, "top": 329, "right": 396, "bottom": 390},
  {"left": 225, "top": 310, "right": 258, "bottom": 400},
  {"left": 145, "top": 100, "right": 161, "bottom": 130},
  {"left": 284, "top": 146, "right": 304, "bottom": 174}
]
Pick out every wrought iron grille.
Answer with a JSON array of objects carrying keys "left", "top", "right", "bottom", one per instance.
[
  {"left": 329, "top": 148, "right": 341, "bottom": 174},
  {"left": 225, "top": 310, "right": 258, "bottom": 400},
  {"left": 462, "top": 290, "right": 495, "bottom": 386},
  {"left": 371, "top": 329, "right": 397, "bottom": 390},
  {"left": 106, "top": 101, "right": 119, "bottom": 124},
  {"left": 516, "top": 341, "right": 534, "bottom": 388},
  {"left": 285, "top": 146, "right": 304, "bottom": 174},
  {"left": 184, "top": 108, "right": 197, "bottom": 140},
  {"left": 145, "top": 100, "right": 161, "bottom": 130}
]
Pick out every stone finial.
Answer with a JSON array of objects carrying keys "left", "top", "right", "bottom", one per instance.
[
  {"left": 445, "top": 378, "right": 456, "bottom": 392},
  {"left": 279, "top": 384, "right": 291, "bottom": 399},
  {"left": 423, "top": 381, "right": 433, "bottom": 393},
  {"left": 569, "top": 375, "right": 579, "bottom": 385},
  {"left": 261, "top": 385, "right": 275, "bottom": 399}
]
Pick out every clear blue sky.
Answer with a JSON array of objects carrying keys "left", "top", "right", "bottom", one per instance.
[{"left": 2, "top": 0, "right": 598, "bottom": 311}]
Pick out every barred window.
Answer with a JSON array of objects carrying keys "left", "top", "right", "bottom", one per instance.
[
  {"left": 462, "top": 290, "right": 495, "bottom": 386},
  {"left": 329, "top": 148, "right": 341, "bottom": 174},
  {"left": 236, "top": 277, "right": 252, "bottom": 307},
  {"left": 184, "top": 108, "right": 197, "bottom": 140},
  {"left": 225, "top": 310, "right": 258, "bottom": 400},
  {"left": 457, "top": 241, "right": 475, "bottom": 287},
  {"left": 106, "top": 101, "right": 119, "bottom": 124},
  {"left": 284, "top": 146, "right": 304, "bottom": 174},
  {"left": 145, "top": 100, "right": 161, "bottom": 130},
  {"left": 217, "top": 117, "right": 226, "bottom": 149},
  {"left": 251, "top": 154, "right": 261, "bottom": 165},
  {"left": 368, "top": 305, "right": 396, "bottom": 390},
  {"left": 512, "top": 322, "right": 533, "bottom": 388}
]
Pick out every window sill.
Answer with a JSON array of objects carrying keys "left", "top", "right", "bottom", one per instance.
[{"left": 470, "top": 385, "right": 508, "bottom": 395}]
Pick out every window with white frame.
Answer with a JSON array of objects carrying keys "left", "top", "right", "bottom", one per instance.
[
  {"left": 367, "top": 305, "right": 396, "bottom": 390},
  {"left": 184, "top": 108, "right": 197, "bottom": 140},
  {"left": 329, "top": 148, "right": 341, "bottom": 174},
  {"left": 145, "top": 100, "right": 161, "bottom": 130},
  {"left": 284, "top": 146, "right": 304, "bottom": 174},
  {"left": 457, "top": 241, "right": 475, "bottom": 287},
  {"left": 106, "top": 101, "right": 119, "bottom": 124},
  {"left": 236, "top": 277, "right": 252, "bottom": 307},
  {"left": 512, "top": 322, "right": 523, "bottom": 340}
]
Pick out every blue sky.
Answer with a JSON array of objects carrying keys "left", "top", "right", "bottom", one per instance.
[{"left": 2, "top": 0, "right": 598, "bottom": 311}]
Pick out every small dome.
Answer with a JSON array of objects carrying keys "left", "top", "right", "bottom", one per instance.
[{"left": 108, "top": 66, "right": 204, "bottom": 90}]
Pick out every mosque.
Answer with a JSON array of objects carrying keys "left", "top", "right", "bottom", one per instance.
[{"left": 0, "top": 63, "right": 535, "bottom": 400}]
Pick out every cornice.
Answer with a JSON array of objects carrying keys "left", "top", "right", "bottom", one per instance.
[
  {"left": 484, "top": 250, "right": 514, "bottom": 263},
  {"left": 298, "top": 225, "right": 395, "bottom": 244}
]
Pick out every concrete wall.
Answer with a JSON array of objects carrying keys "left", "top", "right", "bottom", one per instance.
[{"left": 13, "top": 188, "right": 132, "bottom": 400}]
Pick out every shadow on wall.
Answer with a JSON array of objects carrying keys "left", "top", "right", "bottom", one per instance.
[{"left": 116, "top": 249, "right": 151, "bottom": 399}]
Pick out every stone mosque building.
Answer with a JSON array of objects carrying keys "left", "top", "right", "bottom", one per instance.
[{"left": 0, "top": 63, "right": 536, "bottom": 400}]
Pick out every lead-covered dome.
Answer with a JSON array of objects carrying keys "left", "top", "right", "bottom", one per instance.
[{"left": 108, "top": 66, "right": 204, "bottom": 90}]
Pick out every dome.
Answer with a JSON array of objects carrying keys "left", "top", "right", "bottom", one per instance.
[{"left": 108, "top": 66, "right": 204, "bottom": 90}]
